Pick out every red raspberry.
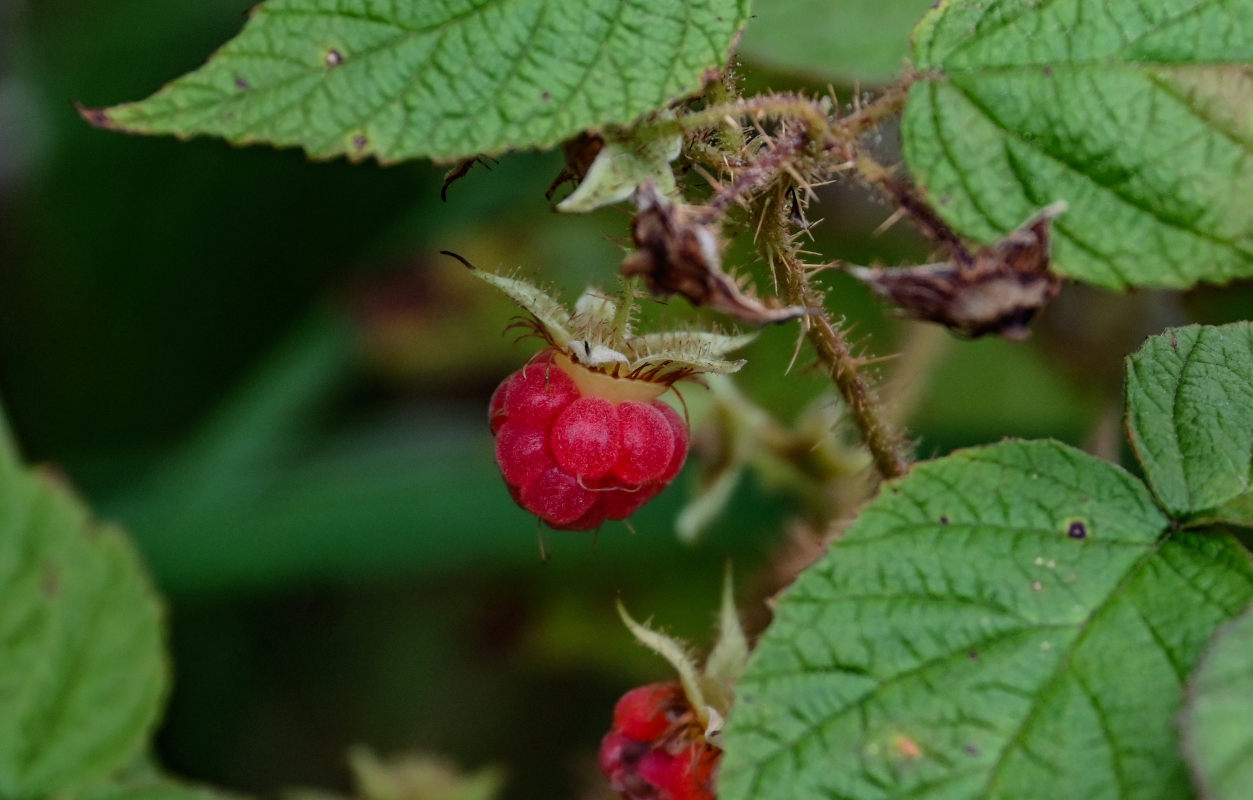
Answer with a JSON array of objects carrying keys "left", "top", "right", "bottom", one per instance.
[
  {"left": 636, "top": 744, "right": 718, "bottom": 800},
  {"left": 613, "top": 402, "right": 676, "bottom": 486},
  {"left": 599, "top": 682, "right": 720, "bottom": 800},
  {"left": 490, "top": 349, "right": 689, "bottom": 530},
  {"left": 613, "top": 683, "right": 688, "bottom": 741},
  {"left": 552, "top": 397, "right": 622, "bottom": 479}
]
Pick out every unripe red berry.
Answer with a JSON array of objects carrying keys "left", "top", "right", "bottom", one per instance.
[{"left": 490, "top": 349, "right": 688, "bottom": 530}]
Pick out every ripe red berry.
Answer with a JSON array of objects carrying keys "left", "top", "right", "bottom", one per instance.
[
  {"left": 599, "top": 682, "right": 720, "bottom": 800},
  {"left": 551, "top": 397, "right": 622, "bottom": 479},
  {"left": 613, "top": 683, "right": 687, "bottom": 741},
  {"left": 613, "top": 402, "right": 675, "bottom": 486},
  {"left": 490, "top": 349, "right": 688, "bottom": 530},
  {"left": 636, "top": 744, "right": 718, "bottom": 800}
]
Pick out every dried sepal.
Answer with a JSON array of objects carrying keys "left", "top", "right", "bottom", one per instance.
[
  {"left": 622, "top": 182, "right": 812, "bottom": 325},
  {"left": 849, "top": 202, "right": 1067, "bottom": 340},
  {"left": 458, "top": 254, "right": 754, "bottom": 387}
]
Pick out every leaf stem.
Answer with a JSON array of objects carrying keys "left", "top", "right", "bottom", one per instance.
[
  {"left": 613, "top": 275, "right": 640, "bottom": 348},
  {"left": 695, "top": 128, "right": 808, "bottom": 225}
]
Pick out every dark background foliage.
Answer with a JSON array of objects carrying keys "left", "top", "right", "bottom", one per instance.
[{"left": 2, "top": 0, "right": 1248, "bottom": 797}]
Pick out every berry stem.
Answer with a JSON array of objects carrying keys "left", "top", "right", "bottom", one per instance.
[
  {"left": 756, "top": 186, "right": 912, "bottom": 482},
  {"left": 613, "top": 275, "right": 640, "bottom": 349}
]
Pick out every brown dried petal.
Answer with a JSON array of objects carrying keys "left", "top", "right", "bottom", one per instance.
[
  {"left": 849, "top": 202, "right": 1067, "bottom": 340},
  {"left": 545, "top": 132, "right": 606, "bottom": 201},
  {"left": 622, "top": 182, "right": 810, "bottom": 325}
]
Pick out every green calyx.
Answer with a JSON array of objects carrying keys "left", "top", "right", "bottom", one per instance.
[{"left": 465, "top": 264, "right": 755, "bottom": 385}]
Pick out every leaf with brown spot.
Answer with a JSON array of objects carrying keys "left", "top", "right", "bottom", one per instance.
[{"left": 77, "top": 0, "right": 750, "bottom": 164}]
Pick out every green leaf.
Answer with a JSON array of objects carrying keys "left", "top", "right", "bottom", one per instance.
[
  {"left": 0, "top": 466, "right": 167, "bottom": 797},
  {"left": 719, "top": 439, "right": 1253, "bottom": 800},
  {"left": 1182, "top": 603, "right": 1253, "bottom": 800},
  {"left": 72, "top": 776, "right": 240, "bottom": 800},
  {"left": 901, "top": 0, "right": 1253, "bottom": 289},
  {"left": 737, "top": 0, "right": 933, "bottom": 85},
  {"left": 1125, "top": 322, "right": 1253, "bottom": 526},
  {"left": 82, "top": 0, "right": 750, "bottom": 164}
]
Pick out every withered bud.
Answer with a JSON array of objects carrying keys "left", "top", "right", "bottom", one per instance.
[
  {"left": 849, "top": 202, "right": 1067, "bottom": 340},
  {"left": 439, "top": 155, "right": 498, "bottom": 202},
  {"left": 545, "top": 132, "right": 605, "bottom": 201},
  {"left": 621, "top": 182, "right": 810, "bottom": 325}
]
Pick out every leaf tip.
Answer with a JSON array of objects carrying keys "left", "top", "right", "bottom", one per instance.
[
  {"left": 439, "top": 250, "right": 477, "bottom": 271},
  {"left": 75, "top": 102, "right": 119, "bottom": 131}
]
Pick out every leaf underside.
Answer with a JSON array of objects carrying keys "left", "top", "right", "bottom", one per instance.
[
  {"left": 719, "top": 439, "right": 1253, "bottom": 800},
  {"left": 1125, "top": 322, "right": 1253, "bottom": 526},
  {"left": 0, "top": 467, "right": 167, "bottom": 797},
  {"left": 902, "top": 0, "right": 1253, "bottom": 289},
  {"left": 83, "top": 0, "right": 750, "bottom": 164}
]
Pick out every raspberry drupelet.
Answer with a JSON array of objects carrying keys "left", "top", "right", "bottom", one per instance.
[
  {"left": 491, "top": 349, "right": 688, "bottom": 530},
  {"left": 598, "top": 682, "right": 720, "bottom": 800}
]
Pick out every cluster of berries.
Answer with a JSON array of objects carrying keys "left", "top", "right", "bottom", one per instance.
[
  {"left": 599, "top": 683, "right": 720, "bottom": 800},
  {"left": 490, "top": 349, "right": 688, "bottom": 530}
]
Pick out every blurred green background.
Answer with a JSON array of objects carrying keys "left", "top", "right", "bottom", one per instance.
[{"left": 2, "top": 0, "right": 1249, "bottom": 797}]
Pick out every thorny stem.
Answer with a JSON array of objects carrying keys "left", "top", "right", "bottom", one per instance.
[
  {"left": 828, "top": 81, "right": 911, "bottom": 144},
  {"left": 695, "top": 128, "right": 808, "bottom": 225},
  {"left": 638, "top": 80, "right": 924, "bottom": 479},
  {"left": 703, "top": 70, "right": 747, "bottom": 155},
  {"left": 638, "top": 82, "right": 910, "bottom": 153},
  {"left": 666, "top": 80, "right": 975, "bottom": 270},
  {"left": 757, "top": 187, "right": 912, "bottom": 482},
  {"left": 852, "top": 152, "right": 975, "bottom": 266}
]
